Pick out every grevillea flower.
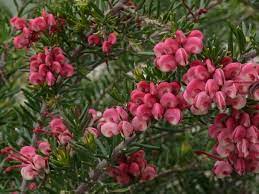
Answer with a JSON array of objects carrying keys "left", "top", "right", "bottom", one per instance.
[
  {"left": 153, "top": 29, "right": 203, "bottom": 72},
  {"left": 29, "top": 47, "right": 74, "bottom": 86},
  {"left": 92, "top": 81, "right": 186, "bottom": 138},
  {"left": 10, "top": 16, "right": 27, "bottom": 30},
  {"left": 87, "top": 34, "right": 100, "bottom": 45},
  {"left": 0, "top": 144, "right": 50, "bottom": 181},
  {"left": 50, "top": 117, "right": 73, "bottom": 144},
  {"left": 102, "top": 32, "right": 117, "bottom": 53},
  {"left": 206, "top": 111, "right": 259, "bottom": 177},
  {"left": 182, "top": 58, "right": 259, "bottom": 114},
  {"left": 10, "top": 11, "right": 59, "bottom": 49},
  {"left": 38, "top": 141, "right": 51, "bottom": 155},
  {"left": 107, "top": 150, "right": 157, "bottom": 185}
]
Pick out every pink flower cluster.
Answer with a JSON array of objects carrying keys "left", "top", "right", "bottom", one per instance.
[
  {"left": 97, "top": 106, "right": 147, "bottom": 138},
  {"left": 88, "top": 81, "right": 188, "bottom": 138},
  {"left": 29, "top": 47, "right": 74, "bottom": 86},
  {"left": 0, "top": 142, "right": 51, "bottom": 180},
  {"left": 34, "top": 117, "right": 73, "bottom": 145},
  {"left": 209, "top": 111, "right": 259, "bottom": 177},
  {"left": 10, "top": 10, "right": 58, "bottom": 49},
  {"left": 183, "top": 59, "right": 259, "bottom": 115},
  {"left": 153, "top": 30, "right": 203, "bottom": 72},
  {"left": 49, "top": 117, "right": 73, "bottom": 145},
  {"left": 107, "top": 150, "right": 157, "bottom": 185},
  {"left": 128, "top": 81, "right": 187, "bottom": 125},
  {"left": 87, "top": 32, "right": 117, "bottom": 53}
]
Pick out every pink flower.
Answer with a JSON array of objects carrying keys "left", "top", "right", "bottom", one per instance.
[
  {"left": 157, "top": 81, "right": 180, "bottom": 97},
  {"left": 164, "top": 108, "right": 181, "bottom": 125},
  {"left": 213, "top": 161, "right": 232, "bottom": 178},
  {"left": 136, "top": 104, "right": 152, "bottom": 120},
  {"left": 175, "top": 48, "right": 188, "bottom": 66},
  {"left": 156, "top": 55, "right": 177, "bottom": 72},
  {"left": 29, "top": 17, "right": 48, "bottom": 32},
  {"left": 10, "top": 16, "right": 27, "bottom": 30},
  {"left": 116, "top": 106, "right": 129, "bottom": 121},
  {"left": 240, "top": 112, "right": 251, "bottom": 127},
  {"left": 143, "top": 93, "right": 157, "bottom": 108},
  {"left": 61, "top": 64, "right": 74, "bottom": 77},
  {"left": 131, "top": 116, "right": 148, "bottom": 132},
  {"left": 213, "top": 69, "right": 225, "bottom": 86},
  {"left": 221, "top": 56, "right": 233, "bottom": 66},
  {"left": 193, "top": 91, "right": 211, "bottom": 114},
  {"left": 152, "top": 103, "right": 164, "bottom": 120},
  {"left": 116, "top": 173, "right": 130, "bottom": 185},
  {"left": 184, "top": 79, "right": 206, "bottom": 104},
  {"left": 13, "top": 34, "right": 30, "bottom": 49},
  {"left": 27, "top": 182, "right": 37, "bottom": 191},
  {"left": 163, "top": 38, "right": 179, "bottom": 54},
  {"left": 45, "top": 13, "right": 56, "bottom": 26},
  {"left": 234, "top": 158, "right": 246, "bottom": 175},
  {"left": 103, "top": 108, "right": 120, "bottom": 123},
  {"left": 223, "top": 62, "right": 241, "bottom": 79},
  {"left": 194, "top": 65, "right": 210, "bottom": 81},
  {"left": 236, "top": 139, "right": 249, "bottom": 158},
  {"left": 215, "top": 91, "right": 226, "bottom": 111},
  {"left": 221, "top": 81, "right": 237, "bottom": 99},
  {"left": 58, "top": 131, "right": 73, "bottom": 145},
  {"left": 38, "top": 142, "right": 51, "bottom": 155},
  {"left": 119, "top": 121, "right": 134, "bottom": 137},
  {"left": 239, "top": 63, "right": 257, "bottom": 82},
  {"left": 87, "top": 34, "right": 100, "bottom": 45},
  {"left": 32, "top": 155, "right": 46, "bottom": 170},
  {"left": 108, "top": 32, "right": 117, "bottom": 45},
  {"left": 85, "top": 127, "right": 101, "bottom": 137},
  {"left": 246, "top": 125, "right": 258, "bottom": 143},
  {"left": 46, "top": 71, "right": 56, "bottom": 86},
  {"left": 21, "top": 165, "right": 38, "bottom": 180},
  {"left": 208, "top": 125, "right": 221, "bottom": 139},
  {"left": 208, "top": 110, "right": 259, "bottom": 177},
  {"left": 205, "top": 79, "right": 219, "bottom": 98},
  {"left": 102, "top": 40, "right": 112, "bottom": 53},
  {"left": 141, "top": 165, "right": 157, "bottom": 181},
  {"left": 252, "top": 87, "right": 259, "bottom": 100},
  {"left": 205, "top": 59, "right": 216, "bottom": 73},
  {"left": 160, "top": 92, "right": 178, "bottom": 108},
  {"left": 130, "top": 89, "right": 145, "bottom": 104},
  {"left": 50, "top": 117, "right": 67, "bottom": 133},
  {"left": 232, "top": 125, "right": 246, "bottom": 142},
  {"left": 20, "top": 146, "right": 36, "bottom": 160},
  {"left": 252, "top": 113, "right": 259, "bottom": 127},
  {"left": 129, "top": 162, "right": 140, "bottom": 177},
  {"left": 100, "top": 122, "right": 119, "bottom": 137},
  {"left": 184, "top": 37, "right": 203, "bottom": 54},
  {"left": 229, "top": 95, "right": 246, "bottom": 110},
  {"left": 188, "top": 30, "right": 204, "bottom": 40},
  {"left": 137, "top": 81, "right": 151, "bottom": 93},
  {"left": 153, "top": 42, "right": 166, "bottom": 57},
  {"left": 29, "top": 72, "right": 44, "bottom": 85},
  {"left": 108, "top": 150, "right": 157, "bottom": 184},
  {"left": 175, "top": 30, "right": 186, "bottom": 44}
]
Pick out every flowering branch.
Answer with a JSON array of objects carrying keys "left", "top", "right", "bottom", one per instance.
[
  {"left": 20, "top": 103, "right": 47, "bottom": 193},
  {"left": 75, "top": 135, "right": 137, "bottom": 194}
]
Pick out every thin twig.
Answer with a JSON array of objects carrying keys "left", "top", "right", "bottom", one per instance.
[
  {"left": 181, "top": 0, "right": 197, "bottom": 21},
  {"left": 240, "top": 50, "right": 257, "bottom": 62},
  {"left": 186, "top": 0, "right": 223, "bottom": 21}
]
